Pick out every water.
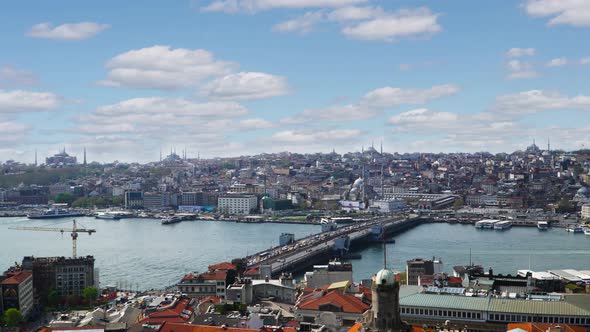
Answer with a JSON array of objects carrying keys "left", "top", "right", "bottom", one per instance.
[
  {"left": 350, "top": 223, "right": 590, "bottom": 281},
  {"left": 0, "top": 218, "right": 588, "bottom": 289}
]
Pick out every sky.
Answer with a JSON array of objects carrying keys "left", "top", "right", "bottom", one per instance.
[{"left": 1, "top": 0, "right": 590, "bottom": 163}]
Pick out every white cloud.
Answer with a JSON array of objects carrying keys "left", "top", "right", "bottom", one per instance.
[
  {"left": 327, "top": 6, "right": 383, "bottom": 21},
  {"left": 506, "top": 59, "right": 538, "bottom": 79},
  {"left": 273, "top": 11, "right": 324, "bottom": 34},
  {"left": 580, "top": 57, "right": 590, "bottom": 65},
  {"left": 341, "top": 7, "right": 441, "bottom": 42},
  {"left": 26, "top": 22, "right": 110, "bottom": 40},
  {"left": 202, "top": 72, "right": 289, "bottom": 100},
  {"left": 546, "top": 57, "right": 568, "bottom": 67},
  {"left": 0, "top": 66, "right": 38, "bottom": 87},
  {"left": 271, "top": 128, "right": 362, "bottom": 144},
  {"left": 494, "top": 89, "right": 590, "bottom": 114},
  {"left": 238, "top": 118, "right": 275, "bottom": 131},
  {"left": 361, "top": 84, "right": 460, "bottom": 108},
  {"left": 506, "top": 47, "right": 535, "bottom": 58},
  {"left": 524, "top": 0, "right": 590, "bottom": 26},
  {"left": 0, "top": 90, "right": 60, "bottom": 113},
  {"left": 202, "top": 0, "right": 367, "bottom": 13},
  {"left": 300, "top": 104, "right": 375, "bottom": 121},
  {"left": 387, "top": 108, "right": 458, "bottom": 129},
  {"left": 95, "top": 97, "right": 247, "bottom": 118},
  {"left": 0, "top": 121, "right": 30, "bottom": 143},
  {"left": 98, "top": 45, "right": 236, "bottom": 89}
]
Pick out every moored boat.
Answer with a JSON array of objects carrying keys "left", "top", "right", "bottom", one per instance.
[
  {"left": 537, "top": 221, "right": 549, "bottom": 231},
  {"left": 494, "top": 220, "right": 513, "bottom": 230},
  {"left": 27, "top": 208, "right": 85, "bottom": 219}
]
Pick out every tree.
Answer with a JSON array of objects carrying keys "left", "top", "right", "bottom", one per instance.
[
  {"left": 47, "top": 288, "right": 59, "bottom": 307},
  {"left": 556, "top": 199, "right": 575, "bottom": 213},
  {"left": 54, "top": 192, "right": 74, "bottom": 205},
  {"left": 453, "top": 197, "right": 464, "bottom": 211},
  {"left": 83, "top": 286, "right": 98, "bottom": 305},
  {"left": 3, "top": 308, "right": 23, "bottom": 327}
]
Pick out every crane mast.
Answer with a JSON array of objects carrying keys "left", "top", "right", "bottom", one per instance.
[{"left": 9, "top": 219, "right": 96, "bottom": 258}]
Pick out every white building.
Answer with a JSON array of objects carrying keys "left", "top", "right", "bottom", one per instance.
[
  {"left": 370, "top": 198, "right": 407, "bottom": 213},
  {"left": 582, "top": 204, "right": 590, "bottom": 219},
  {"left": 304, "top": 261, "right": 353, "bottom": 289},
  {"left": 218, "top": 194, "right": 258, "bottom": 215}
]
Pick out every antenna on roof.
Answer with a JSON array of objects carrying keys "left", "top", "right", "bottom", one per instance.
[{"left": 383, "top": 230, "right": 387, "bottom": 269}]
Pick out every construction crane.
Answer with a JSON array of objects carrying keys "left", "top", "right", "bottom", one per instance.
[{"left": 9, "top": 220, "right": 96, "bottom": 258}]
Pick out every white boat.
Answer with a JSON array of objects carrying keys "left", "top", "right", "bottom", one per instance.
[
  {"left": 475, "top": 219, "right": 500, "bottom": 229},
  {"left": 537, "top": 221, "right": 549, "bottom": 230},
  {"left": 494, "top": 220, "right": 512, "bottom": 230},
  {"left": 566, "top": 225, "right": 583, "bottom": 233},
  {"left": 95, "top": 212, "right": 121, "bottom": 220},
  {"left": 584, "top": 228, "right": 590, "bottom": 236}
]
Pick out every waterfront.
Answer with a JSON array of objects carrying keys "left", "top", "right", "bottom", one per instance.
[{"left": 1, "top": 218, "right": 588, "bottom": 289}]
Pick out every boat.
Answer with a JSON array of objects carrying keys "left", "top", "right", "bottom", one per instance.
[
  {"left": 161, "top": 216, "right": 183, "bottom": 225},
  {"left": 537, "top": 221, "right": 549, "bottom": 231},
  {"left": 584, "top": 228, "right": 590, "bottom": 236},
  {"left": 27, "top": 208, "right": 85, "bottom": 219},
  {"left": 566, "top": 225, "right": 584, "bottom": 233},
  {"left": 494, "top": 220, "right": 513, "bottom": 230},
  {"left": 95, "top": 212, "right": 121, "bottom": 220},
  {"left": 475, "top": 219, "right": 499, "bottom": 229}
]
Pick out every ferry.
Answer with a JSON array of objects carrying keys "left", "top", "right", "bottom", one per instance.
[
  {"left": 584, "top": 228, "right": 590, "bottom": 236},
  {"left": 161, "top": 216, "right": 183, "bottom": 225},
  {"left": 537, "top": 221, "right": 549, "bottom": 231},
  {"left": 566, "top": 225, "right": 584, "bottom": 233},
  {"left": 475, "top": 219, "right": 500, "bottom": 229},
  {"left": 95, "top": 212, "right": 121, "bottom": 220},
  {"left": 27, "top": 208, "right": 85, "bottom": 219},
  {"left": 493, "top": 220, "right": 513, "bottom": 230}
]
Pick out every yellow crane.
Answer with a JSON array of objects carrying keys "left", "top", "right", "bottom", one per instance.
[{"left": 9, "top": 220, "right": 96, "bottom": 258}]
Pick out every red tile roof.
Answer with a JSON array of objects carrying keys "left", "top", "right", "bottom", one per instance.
[
  {"left": 296, "top": 290, "right": 369, "bottom": 314},
  {"left": 208, "top": 262, "right": 237, "bottom": 271},
  {"left": 1, "top": 271, "right": 32, "bottom": 285},
  {"left": 140, "top": 298, "right": 194, "bottom": 325},
  {"left": 244, "top": 267, "right": 259, "bottom": 276},
  {"left": 198, "top": 296, "right": 221, "bottom": 306},
  {"left": 199, "top": 270, "right": 227, "bottom": 281}
]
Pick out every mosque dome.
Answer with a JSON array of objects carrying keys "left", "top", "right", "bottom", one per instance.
[
  {"left": 353, "top": 178, "right": 364, "bottom": 188},
  {"left": 576, "top": 186, "right": 590, "bottom": 197},
  {"left": 375, "top": 268, "right": 396, "bottom": 286}
]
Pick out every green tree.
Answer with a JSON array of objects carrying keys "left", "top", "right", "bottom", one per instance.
[
  {"left": 453, "top": 197, "right": 464, "bottom": 211},
  {"left": 83, "top": 286, "right": 98, "bottom": 305},
  {"left": 54, "top": 192, "right": 74, "bottom": 205},
  {"left": 556, "top": 199, "right": 575, "bottom": 213},
  {"left": 47, "top": 288, "right": 59, "bottom": 307},
  {"left": 3, "top": 308, "right": 23, "bottom": 327}
]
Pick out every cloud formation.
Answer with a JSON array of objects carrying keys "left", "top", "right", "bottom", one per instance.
[
  {"left": 0, "top": 66, "right": 39, "bottom": 87},
  {"left": 27, "top": 22, "right": 110, "bottom": 40},
  {"left": 0, "top": 90, "right": 60, "bottom": 113},
  {"left": 273, "top": 11, "right": 324, "bottom": 34},
  {"left": 202, "top": 0, "right": 367, "bottom": 13},
  {"left": 202, "top": 72, "right": 289, "bottom": 100},
  {"left": 98, "top": 45, "right": 236, "bottom": 89},
  {"left": 525, "top": 0, "right": 590, "bottom": 26}
]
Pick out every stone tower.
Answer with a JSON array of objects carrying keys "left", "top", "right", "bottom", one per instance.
[{"left": 370, "top": 268, "right": 406, "bottom": 331}]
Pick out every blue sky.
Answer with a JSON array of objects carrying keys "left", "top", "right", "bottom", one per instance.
[{"left": 1, "top": 0, "right": 590, "bottom": 163}]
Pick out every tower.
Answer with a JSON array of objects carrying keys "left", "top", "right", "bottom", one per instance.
[
  {"left": 380, "top": 140, "right": 383, "bottom": 155},
  {"left": 83, "top": 147, "right": 87, "bottom": 166},
  {"left": 34, "top": 148, "right": 37, "bottom": 166},
  {"left": 368, "top": 233, "right": 407, "bottom": 332}
]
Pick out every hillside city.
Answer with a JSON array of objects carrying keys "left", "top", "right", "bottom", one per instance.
[{"left": 1, "top": 143, "right": 590, "bottom": 332}]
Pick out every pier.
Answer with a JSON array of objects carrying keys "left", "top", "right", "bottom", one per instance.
[{"left": 245, "top": 215, "right": 424, "bottom": 277}]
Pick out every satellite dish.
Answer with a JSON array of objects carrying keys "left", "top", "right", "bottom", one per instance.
[{"left": 319, "top": 312, "right": 337, "bottom": 326}]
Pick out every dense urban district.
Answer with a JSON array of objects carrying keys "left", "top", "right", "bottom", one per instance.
[{"left": 1, "top": 142, "right": 590, "bottom": 332}]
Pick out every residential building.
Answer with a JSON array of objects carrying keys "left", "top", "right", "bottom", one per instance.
[
  {"left": 218, "top": 194, "right": 258, "bottom": 215},
  {"left": 406, "top": 258, "right": 443, "bottom": 286},
  {"left": 582, "top": 204, "right": 590, "bottom": 219},
  {"left": 0, "top": 271, "right": 34, "bottom": 318},
  {"left": 21, "top": 256, "right": 95, "bottom": 304},
  {"left": 304, "top": 261, "right": 353, "bottom": 289},
  {"left": 295, "top": 289, "right": 370, "bottom": 328}
]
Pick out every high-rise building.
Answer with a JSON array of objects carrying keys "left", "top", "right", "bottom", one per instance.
[{"left": 22, "top": 256, "right": 95, "bottom": 304}]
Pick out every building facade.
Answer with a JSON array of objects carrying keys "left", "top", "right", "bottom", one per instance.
[
  {"left": 1, "top": 271, "right": 34, "bottom": 318},
  {"left": 218, "top": 194, "right": 258, "bottom": 215}
]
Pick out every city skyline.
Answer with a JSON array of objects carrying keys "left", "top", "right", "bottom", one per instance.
[{"left": 2, "top": 0, "right": 590, "bottom": 163}]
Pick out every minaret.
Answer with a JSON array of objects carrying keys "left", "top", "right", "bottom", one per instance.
[
  {"left": 34, "top": 149, "right": 37, "bottom": 166},
  {"left": 548, "top": 137, "right": 551, "bottom": 152},
  {"left": 159, "top": 148, "right": 162, "bottom": 162},
  {"left": 83, "top": 147, "right": 87, "bottom": 166},
  {"left": 380, "top": 140, "right": 383, "bottom": 155}
]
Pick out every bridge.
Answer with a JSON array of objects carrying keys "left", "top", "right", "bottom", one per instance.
[{"left": 244, "top": 215, "right": 424, "bottom": 277}]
